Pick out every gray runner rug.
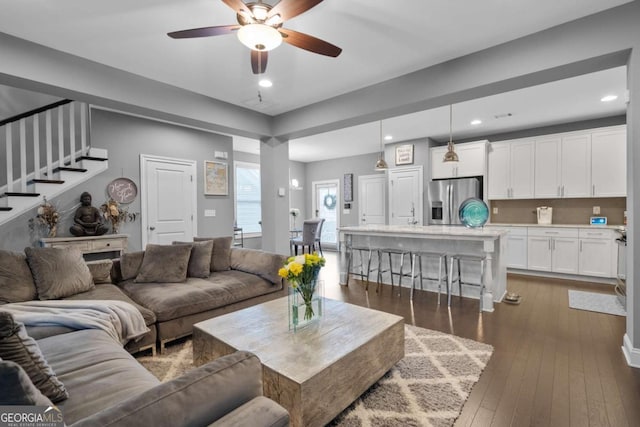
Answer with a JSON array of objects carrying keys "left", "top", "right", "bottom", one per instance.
[
  {"left": 568, "top": 289, "right": 626, "bottom": 317},
  {"left": 137, "top": 324, "right": 493, "bottom": 426}
]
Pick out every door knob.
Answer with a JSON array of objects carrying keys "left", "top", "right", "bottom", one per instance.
[{"left": 149, "top": 226, "right": 156, "bottom": 231}]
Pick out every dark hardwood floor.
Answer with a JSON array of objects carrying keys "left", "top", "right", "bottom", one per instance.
[{"left": 319, "top": 251, "right": 640, "bottom": 427}]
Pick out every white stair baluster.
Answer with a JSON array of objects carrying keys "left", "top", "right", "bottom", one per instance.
[
  {"left": 45, "top": 110, "right": 53, "bottom": 179},
  {"left": 80, "top": 102, "right": 87, "bottom": 155},
  {"left": 57, "top": 105, "right": 64, "bottom": 172},
  {"left": 19, "top": 119, "right": 27, "bottom": 193},
  {"left": 33, "top": 114, "right": 40, "bottom": 180},
  {"left": 5, "top": 124, "right": 13, "bottom": 192},
  {"left": 69, "top": 102, "right": 75, "bottom": 166}
]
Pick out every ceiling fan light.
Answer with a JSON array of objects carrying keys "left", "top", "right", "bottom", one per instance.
[
  {"left": 251, "top": 4, "right": 269, "bottom": 21},
  {"left": 237, "top": 24, "right": 282, "bottom": 51}
]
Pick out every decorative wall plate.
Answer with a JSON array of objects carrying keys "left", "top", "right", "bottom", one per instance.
[
  {"left": 458, "top": 197, "right": 489, "bottom": 228},
  {"left": 107, "top": 178, "right": 138, "bottom": 204}
]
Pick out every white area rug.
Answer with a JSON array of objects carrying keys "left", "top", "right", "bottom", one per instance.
[
  {"left": 568, "top": 290, "right": 626, "bottom": 317},
  {"left": 137, "top": 324, "right": 494, "bottom": 427}
]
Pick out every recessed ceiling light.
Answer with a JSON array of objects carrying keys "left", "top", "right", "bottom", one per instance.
[
  {"left": 384, "top": 135, "right": 393, "bottom": 141},
  {"left": 258, "top": 79, "right": 273, "bottom": 88},
  {"left": 470, "top": 119, "right": 482, "bottom": 125},
  {"left": 600, "top": 94, "right": 618, "bottom": 102}
]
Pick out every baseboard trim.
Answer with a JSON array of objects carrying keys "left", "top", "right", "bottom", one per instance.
[
  {"left": 507, "top": 268, "right": 616, "bottom": 285},
  {"left": 622, "top": 333, "right": 640, "bottom": 367}
]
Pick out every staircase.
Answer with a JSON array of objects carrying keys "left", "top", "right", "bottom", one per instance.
[{"left": 0, "top": 100, "right": 108, "bottom": 226}]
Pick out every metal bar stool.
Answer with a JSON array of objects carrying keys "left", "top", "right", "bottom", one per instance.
[
  {"left": 345, "top": 245, "right": 378, "bottom": 288},
  {"left": 377, "top": 248, "right": 412, "bottom": 296},
  {"left": 409, "top": 251, "right": 449, "bottom": 301},
  {"left": 448, "top": 254, "right": 487, "bottom": 312}
]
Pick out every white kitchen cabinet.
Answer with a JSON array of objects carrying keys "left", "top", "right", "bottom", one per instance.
[
  {"left": 534, "top": 136, "right": 562, "bottom": 198},
  {"left": 527, "top": 227, "right": 579, "bottom": 274},
  {"left": 534, "top": 133, "right": 591, "bottom": 198},
  {"left": 488, "top": 139, "right": 534, "bottom": 199},
  {"left": 578, "top": 228, "right": 617, "bottom": 278},
  {"left": 431, "top": 141, "right": 487, "bottom": 179},
  {"left": 591, "top": 127, "right": 626, "bottom": 197},
  {"left": 560, "top": 133, "right": 591, "bottom": 198},
  {"left": 487, "top": 225, "right": 528, "bottom": 269}
]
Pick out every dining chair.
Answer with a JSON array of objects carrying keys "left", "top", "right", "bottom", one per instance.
[
  {"left": 314, "top": 218, "right": 326, "bottom": 256},
  {"left": 290, "top": 218, "right": 323, "bottom": 255}
]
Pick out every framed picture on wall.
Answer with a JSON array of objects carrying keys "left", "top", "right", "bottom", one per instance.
[
  {"left": 395, "top": 144, "right": 414, "bottom": 165},
  {"left": 343, "top": 173, "right": 353, "bottom": 202},
  {"left": 204, "top": 160, "right": 228, "bottom": 195}
]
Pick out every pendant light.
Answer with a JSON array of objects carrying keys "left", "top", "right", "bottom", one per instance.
[
  {"left": 375, "top": 120, "right": 389, "bottom": 171},
  {"left": 443, "top": 104, "right": 459, "bottom": 162}
]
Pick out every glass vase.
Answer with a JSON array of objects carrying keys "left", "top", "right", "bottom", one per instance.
[{"left": 288, "top": 280, "right": 324, "bottom": 332}]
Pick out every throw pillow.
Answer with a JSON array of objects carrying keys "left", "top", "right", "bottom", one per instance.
[
  {"left": 0, "top": 250, "right": 38, "bottom": 303},
  {"left": 0, "top": 311, "right": 68, "bottom": 403},
  {"left": 194, "top": 236, "right": 233, "bottom": 272},
  {"left": 172, "top": 240, "right": 213, "bottom": 278},
  {"left": 230, "top": 248, "right": 286, "bottom": 284},
  {"left": 24, "top": 247, "right": 94, "bottom": 300},
  {"left": 134, "top": 244, "right": 192, "bottom": 283},
  {"left": 86, "top": 259, "right": 113, "bottom": 284},
  {"left": 0, "top": 360, "right": 55, "bottom": 406},
  {"left": 119, "top": 251, "right": 145, "bottom": 281}
]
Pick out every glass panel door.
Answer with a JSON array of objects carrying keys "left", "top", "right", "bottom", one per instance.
[{"left": 312, "top": 180, "right": 339, "bottom": 248}]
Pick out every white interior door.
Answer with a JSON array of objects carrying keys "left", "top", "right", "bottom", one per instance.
[
  {"left": 358, "top": 174, "right": 386, "bottom": 225},
  {"left": 388, "top": 166, "right": 423, "bottom": 225},
  {"left": 141, "top": 154, "right": 197, "bottom": 247},
  {"left": 312, "top": 180, "right": 339, "bottom": 248}
]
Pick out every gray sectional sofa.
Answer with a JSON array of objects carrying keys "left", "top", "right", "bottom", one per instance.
[
  {"left": 0, "top": 316, "right": 289, "bottom": 426},
  {"left": 0, "top": 240, "right": 291, "bottom": 426},
  {"left": 111, "top": 238, "right": 288, "bottom": 352}
]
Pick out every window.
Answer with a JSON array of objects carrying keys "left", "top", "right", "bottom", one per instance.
[{"left": 234, "top": 161, "right": 261, "bottom": 234}]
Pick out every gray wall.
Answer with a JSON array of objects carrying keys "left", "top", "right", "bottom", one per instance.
[
  {"left": 305, "top": 152, "right": 381, "bottom": 228},
  {"left": 90, "top": 109, "right": 235, "bottom": 251},
  {"left": 0, "top": 108, "right": 237, "bottom": 253},
  {"left": 288, "top": 160, "right": 306, "bottom": 228}
]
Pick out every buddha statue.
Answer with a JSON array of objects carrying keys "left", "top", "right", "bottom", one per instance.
[{"left": 70, "top": 192, "right": 109, "bottom": 236}]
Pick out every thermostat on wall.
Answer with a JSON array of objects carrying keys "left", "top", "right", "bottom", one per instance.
[{"left": 590, "top": 216, "right": 607, "bottom": 226}]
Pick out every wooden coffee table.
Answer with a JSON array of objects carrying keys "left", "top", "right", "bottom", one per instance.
[{"left": 193, "top": 296, "right": 404, "bottom": 427}]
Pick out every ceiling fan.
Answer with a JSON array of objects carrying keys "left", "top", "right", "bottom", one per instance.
[{"left": 168, "top": 0, "right": 342, "bottom": 74}]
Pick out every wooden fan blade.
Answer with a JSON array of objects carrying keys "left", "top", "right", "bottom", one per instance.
[
  {"left": 279, "top": 28, "right": 342, "bottom": 57},
  {"left": 251, "top": 50, "right": 268, "bottom": 74},
  {"left": 168, "top": 24, "right": 240, "bottom": 39},
  {"left": 221, "top": 0, "right": 249, "bottom": 14},
  {"left": 269, "top": 0, "right": 323, "bottom": 22}
]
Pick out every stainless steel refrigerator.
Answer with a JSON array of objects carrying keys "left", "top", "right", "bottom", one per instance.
[{"left": 427, "top": 177, "right": 481, "bottom": 225}]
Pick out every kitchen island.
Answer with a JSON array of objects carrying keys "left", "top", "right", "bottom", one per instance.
[{"left": 338, "top": 225, "right": 508, "bottom": 312}]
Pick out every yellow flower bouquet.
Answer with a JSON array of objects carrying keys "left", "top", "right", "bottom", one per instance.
[{"left": 279, "top": 252, "right": 326, "bottom": 323}]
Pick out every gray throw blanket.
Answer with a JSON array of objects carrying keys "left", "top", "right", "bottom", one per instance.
[{"left": 0, "top": 300, "right": 149, "bottom": 345}]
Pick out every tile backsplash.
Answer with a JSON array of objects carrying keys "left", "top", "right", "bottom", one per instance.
[{"left": 489, "top": 197, "right": 626, "bottom": 225}]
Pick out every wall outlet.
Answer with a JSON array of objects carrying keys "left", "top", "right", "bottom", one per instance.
[
  {"left": 204, "top": 209, "right": 216, "bottom": 217},
  {"left": 493, "top": 207, "right": 499, "bottom": 214},
  {"left": 593, "top": 206, "right": 601, "bottom": 215}
]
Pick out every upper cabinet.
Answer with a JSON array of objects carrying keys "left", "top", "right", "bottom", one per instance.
[
  {"left": 509, "top": 125, "right": 627, "bottom": 200},
  {"left": 488, "top": 139, "right": 534, "bottom": 199},
  {"left": 431, "top": 141, "right": 487, "bottom": 180},
  {"left": 534, "top": 133, "right": 592, "bottom": 198},
  {"left": 591, "top": 127, "right": 626, "bottom": 197}
]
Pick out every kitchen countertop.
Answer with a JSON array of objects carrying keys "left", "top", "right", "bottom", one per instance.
[
  {"left": 339, "top": 224, "right": 506, "bottom": 238},
  {"left": 487, "top": 223, "right": 624, "bottom": 230}
]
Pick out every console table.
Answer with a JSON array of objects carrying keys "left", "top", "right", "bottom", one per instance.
[{"left": 39, "top": 234, "right": 128, "bottom": 258}]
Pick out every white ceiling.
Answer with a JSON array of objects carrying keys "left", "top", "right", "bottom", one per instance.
[{"left": 0, "top": 0, "right": 630, "bottom": 161}]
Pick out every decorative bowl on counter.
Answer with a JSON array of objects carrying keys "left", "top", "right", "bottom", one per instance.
[{"left": 459, "top": 198, "right": 489, "bottom": 228}]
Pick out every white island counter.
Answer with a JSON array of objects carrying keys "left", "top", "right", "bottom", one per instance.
[{"left": 338, "top": 225, "right": 508, "bottom": 312}]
